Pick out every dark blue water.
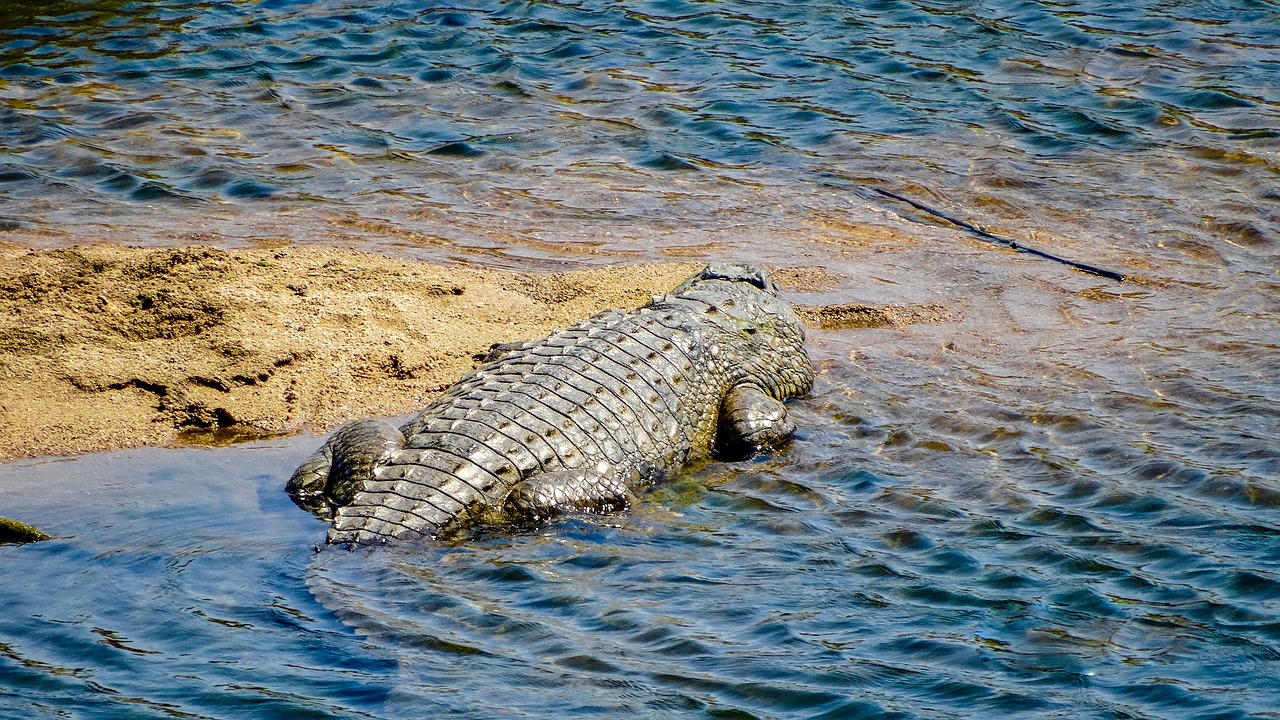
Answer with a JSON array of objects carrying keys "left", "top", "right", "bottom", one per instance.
[{"left": 2, "top": 0, "right": 1280, "bottom": 718}]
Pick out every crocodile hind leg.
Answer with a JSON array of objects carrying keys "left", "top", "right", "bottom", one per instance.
[
  {"left": 715, "top": 383, "right": 797, "bottom": 459},
  {"left": 503, "top": 468, "right": 637, "bottom": 524},
  {"left": 286, "top": 419, "right": 406, "bottom": 517}
]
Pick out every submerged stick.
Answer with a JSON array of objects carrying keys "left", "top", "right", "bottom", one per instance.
[{"left": 869, "top": 187, "right": 1126, "bottom": 282}]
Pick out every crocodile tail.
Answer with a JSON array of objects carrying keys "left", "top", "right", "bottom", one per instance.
[
  {"left": 285, "top": 419, "right": 405, "bottom": 519},
  {"left": 326, "top": 441, "right": 516, "bottom": 545},
  {"left": 326, "top": 473, "right": 453, "bottom": 546}
]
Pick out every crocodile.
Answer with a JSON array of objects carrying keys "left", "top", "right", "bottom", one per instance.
[{"left": 287, "top": 263, "right": 814, "bottom": 545}]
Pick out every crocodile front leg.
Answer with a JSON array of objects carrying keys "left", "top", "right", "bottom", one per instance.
[
  {"left": 715, "top": 383, "right": 796, "bottom": 459},
  {"left": 503, "top": 468, "right": 637, "bottom": 523},
  {"left": 286, "top": 419, "right": 406, "bottom": 517}
]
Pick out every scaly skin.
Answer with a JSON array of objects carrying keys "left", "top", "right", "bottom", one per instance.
[{"left": 287, "top": 264, "right": 814, "bottom": 545}]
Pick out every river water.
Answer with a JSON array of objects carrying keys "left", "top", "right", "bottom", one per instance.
[{"left": 1, "top": 0, "right": 1278, "bottom": 718}]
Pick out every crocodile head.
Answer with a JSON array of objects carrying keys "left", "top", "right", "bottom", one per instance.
[
  {"left": 661, "top": 263, "right": 815, "bottom": 400},
  {"left": 678, "top": 263, "right": 780, "bottom": 294}
]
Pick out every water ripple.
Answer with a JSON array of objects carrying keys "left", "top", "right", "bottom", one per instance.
[
  {"left": 0, "top": 0, "right": 1274, "bottom": 263},
  {"left": 1, "top": 0, "right": 1279, "bottom": 718}
]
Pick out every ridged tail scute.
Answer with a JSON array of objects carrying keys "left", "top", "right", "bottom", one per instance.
[
  {"left": 323, "top": 433, "right": 517, "bottom": 545},
  {"left": 285, "top": 419, "right": 405, "bottom": 518}
]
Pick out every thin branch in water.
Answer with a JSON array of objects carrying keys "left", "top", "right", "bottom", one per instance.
[{"left": 868, "top": 187, "right": 1126, "bottom": 283}]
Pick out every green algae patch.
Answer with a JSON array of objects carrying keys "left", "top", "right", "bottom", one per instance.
[{"left": 0, "top": 516, "right": 49, "bottom": 544}]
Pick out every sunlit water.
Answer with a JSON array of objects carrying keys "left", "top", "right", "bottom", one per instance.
[
  {"left": 2, "top": 0, "right": 1279, "bottom": 718},
  {"left": 1, "top": 0, "right": 1276, "bottom": 265}
]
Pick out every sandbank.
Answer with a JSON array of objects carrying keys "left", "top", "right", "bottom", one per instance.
[{"left": 0, "top": 243, "right": 946, "bottom": 461}]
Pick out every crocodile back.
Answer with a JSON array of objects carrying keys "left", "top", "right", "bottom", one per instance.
[{"left": 327, "top": 305, "right": 734, "bottom": 544}]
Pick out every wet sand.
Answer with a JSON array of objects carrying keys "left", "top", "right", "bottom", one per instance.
[{"left": 0, "top": 243, "right": 946, "bottom": 461}]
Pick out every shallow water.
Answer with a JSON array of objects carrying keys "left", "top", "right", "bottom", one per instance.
[
  {"left": 1, "top": 0, "right": 1276, "bottom": 266},
  {"left": 3, "top": 278, "right": 1279, "bottom": 718},
  {"left": 2, "top": 0, "right": 1280, "bottom": 718}
]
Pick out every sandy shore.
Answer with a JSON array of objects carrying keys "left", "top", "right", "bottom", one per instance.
[
  {"left": 0, "top": 242, "right": 949, "bottom": 462},
  {"left": 0, "top": 243, "right": 702, "bottom": 459}
]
